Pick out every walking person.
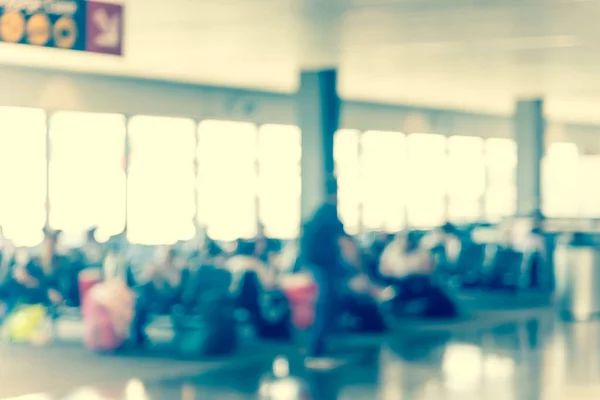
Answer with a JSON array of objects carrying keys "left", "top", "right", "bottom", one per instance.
[{"left": 300, "top": 178, "right": 352, "bottom": 369}]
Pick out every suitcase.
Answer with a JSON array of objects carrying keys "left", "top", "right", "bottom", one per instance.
[
  {"left": 78, "top": 268, "right": 103, "bottom": 304},
  {"left": 281, "top": 274, "right": 318, "bottom": 330},
  {"left": 82, "top": 300, "right": 123, "bottom": 352},
  {"left": 173, "top": 290, "right": 237, "bottom": 357}
]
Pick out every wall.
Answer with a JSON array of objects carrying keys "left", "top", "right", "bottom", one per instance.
[{"left": 0, "top": 64, "right": 598, "bottom": 151}]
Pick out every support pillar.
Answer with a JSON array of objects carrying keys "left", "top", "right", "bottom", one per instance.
[
  {"left": 515, "top": 98, "right": 545, "bottom": 217},
  {"left": 298, "top": 69, "right": 340, "bottom": 220}
]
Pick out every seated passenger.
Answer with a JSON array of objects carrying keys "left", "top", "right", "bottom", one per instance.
[
  {"left": 514, "top": 212, "right": 547, "bottom": 289},
  {"left": 0, "top": 250, "right": 63, "bottom": 321},
  {"left": 274, "top": 240, "right": 299, "bottom": 275},
  {"left": 379, "top": 232, "right": 458, "bottom": 319},
  {"left": 132, "top": 247, "right": 184, "bottom": 346},
  {"left": 34, "top": 229, "right": 79, "bottom": 306},
  {"left": 198, "top": 234, "right": 226, "bottom": 267},
  {"left": 379, "top": 231, "right": 432, "bottom": 281},
  {"left": 422, "top": 223, "right": 463, "bottom": 268},
  {"left": 226, "top": 240, "right": 275, "bottom": 290},
  {"left": 82, "top": 227, "right": 104, "bottom": 268}
]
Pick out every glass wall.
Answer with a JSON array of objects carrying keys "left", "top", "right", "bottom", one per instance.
[
  {"left": 6, "top": 106, "right": 596, "bottom": 246},
  {"left": 127, "top": 116, "right": 196, "bottom": 245},
  {"left": 257, "top": 124, "right": 301, "bottom": 239},
  {"left": 542, "top": 142, "right": 579, "bottom": 218},
  {"left": 334, "top": 129, "right": 361, "bottom": 235},
  {"left": 361, "top": 131, "right": 407, "bottom": 232},
  {"left": 0, "top": 107, "right": 46, "bottom": 246},
  {"left": 578, "top": 155, "right": 600, "bottom": 217},
  {"left": 447, "top": 136, "right": 485, "bottom": 223},
  {"left": 333, "top": 131, "right": 521, "bottom": 232},
  {"left": 197, "top": 120, "right": 258, "bottom": 241},
  {"left": 49, "top": 112, "right": 126, "bottom": 244},
  {"left": 484, "top": 138, "right": 517, "bottom": 222},
  {"left": 406, "top": 133, "right": 447, "bottom": 228}
]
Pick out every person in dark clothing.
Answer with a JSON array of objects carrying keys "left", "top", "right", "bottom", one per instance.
[
  {"left": 300, "top": 178, "right": 350, "bottom": 368},
  {"left": 0, "top": 251, "right": 63, "bottom": 322},
  {"left": 131, "top": 247, "right": 184, "bottom": 346},
  {"left": 35, "top": 229, "right": 84, "bottom": 306}
]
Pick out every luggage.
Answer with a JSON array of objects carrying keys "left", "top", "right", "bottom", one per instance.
[
  {"left": 339, "top": 294, "right": 387, "bottom": 333},
  {"left": 173, "top": 289, "right": 237, "bottom": 357},
  {"left": 280, "top": 273, "right": 318, "bottom": 330},
  {"left": 235, "top": 271, "right": 292, "bottom": 340},
  {"left": 257, "top": 289, "right": 292, "bottom": 340},
  {"left": 82, "top": 279, "right": 134, "bottom": 352},
  {"left": 485, "top": 247, "right": 523, "bottom": 290},
  {"left": 386, "top": 275, "right": 459, "bottom": 319},
  {"left": 78, "top": 268, "right": 103, "bottom": 304}
]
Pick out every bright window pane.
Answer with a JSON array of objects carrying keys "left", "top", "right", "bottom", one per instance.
[
  {"left": 128, "top": 116, "right": 196, "bottom": 245},
  {"left": 0, "top": 108, "right": 46, "bottom": 246},
  {"left": 334, "top": 129, "right": 360, "bottom": 235},
  {"left": 578, "top": 156, "right": 600, "bottom": 218},
  {"left": 447, "top": 136, "right": 485, "bottom": 223},
  {"left": 361, "top": 131, "right": 406, "bottom": 232},
  {"left": 485, "top": 138, "right": 517, "bottom": 222},
  {"left": 406, "top": 134, "right": 447, "bottom": 228},
  {"left": 543, "top": 142, "right": 579, "bottom": 218},
  {"left": 197, "top": 120, "right": 258, "bottom": 241},
  {"left": 258, "top": 124, "right": 301, "bottom": 239},
  {"left": 49, "top": 112, "right": 125, "bottom": 245}
]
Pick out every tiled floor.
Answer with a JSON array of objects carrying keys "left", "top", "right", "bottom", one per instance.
[{"left": 7, "top": 311, "right": 600, "bottom": 399}]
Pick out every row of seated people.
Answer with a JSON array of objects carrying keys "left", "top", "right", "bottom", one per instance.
[
  {"left": 0, "top": 220, "right": 548, "bottom": 351},
  {"left": 0, "top": 229, "right": 387, "bottom": 352},
  {"left": 362, "top": 221, "right": 550, "bottom": 292},
  {"left": 0, "top": 229, "right": 91, "bottom": 319}
]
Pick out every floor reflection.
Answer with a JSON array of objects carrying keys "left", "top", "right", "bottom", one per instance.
[{"left": 12, "top": 312, "right": 600, "bottom": 400}]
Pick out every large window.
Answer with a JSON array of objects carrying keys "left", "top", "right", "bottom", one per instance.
[
  {"left": 543, "top": 142, "right": 579, "bottom": 218},
  {"left": 334, "top": 129, "right": 361, "bottom": 235},
  {"left": 361, "top": 130, "right": 407, "bottom": 232},
  {"left": 485, "top": 138, "right": 517, "bottom": 222},
  {"left": 0, "top": 107, "right": 46, "bottom": 247},
  {"left": 578, "top": 156, "right": 600, "bottom": 218},
  {"left": 197, "top": 120, "right": 258, "bottom": 241},
  {"left": 49, "top": 112, "right": 126, "bottom": 245},
  {"left": 257, "top": 125, "right": 301, "bottom": 239},
  {"left": 127, "top": 116, "right": 196, "bottom": 245},
  {"left": 406, "top": 133, "right": 447, "bottom": 228},
  {"left": 447, "top": 136, "right": 485, "bottom": 223}
]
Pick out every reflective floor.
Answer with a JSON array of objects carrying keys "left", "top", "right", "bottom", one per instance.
[{"left": 8, "top": 313, "right": 600, "bottom": 400}]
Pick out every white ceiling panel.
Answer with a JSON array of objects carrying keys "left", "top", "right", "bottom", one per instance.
[{"left": 2, "top": 0, "right": 600, "bottom": 121}]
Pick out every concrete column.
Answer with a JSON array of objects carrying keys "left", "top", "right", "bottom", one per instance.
[
  {"left": 298, "top": 69, "right": 340, "bottom": 220},
  {"left": 515, "top": 98, "right": 545, "bottom": 217}
]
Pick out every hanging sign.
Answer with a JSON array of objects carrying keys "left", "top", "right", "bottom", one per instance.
[
  {"left": 0, "top": 0, "right": 123, "bottom": 55},
  {"left": 86, "top": 0, "right": 123, "bottom": 55}
]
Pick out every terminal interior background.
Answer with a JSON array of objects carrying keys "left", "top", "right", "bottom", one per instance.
[
  {"left": 3, "top": 0, "right": 600, "bottom": 399},
  {"left": 2, "top": 0, "right": 600, "bottom": 247}
]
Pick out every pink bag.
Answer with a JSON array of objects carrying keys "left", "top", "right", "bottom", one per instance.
[
  {"left": 82, "top": 300, "right": 123, "bottom": 352},
  {"left": 82, "top": 279, "right": 134, "bottom": 352}
]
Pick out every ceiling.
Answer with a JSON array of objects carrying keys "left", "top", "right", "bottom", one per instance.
[{"left": 1, "top": 0, "right": 600, "bottom": 123}]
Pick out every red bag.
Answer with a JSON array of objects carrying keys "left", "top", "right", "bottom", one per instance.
[{"left": 281, "top": 274, "right": 318, "bottom": 330}]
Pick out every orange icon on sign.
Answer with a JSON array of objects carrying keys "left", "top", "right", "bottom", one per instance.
[
  {"left": 53, "top": 16, "right": 77, "bottom": 49},
  {"left": 27, "top": 13, "right": 51, "bottom": 46},
  {"left": 0, "top": 11, "right": 25, "bottom": 43}
]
